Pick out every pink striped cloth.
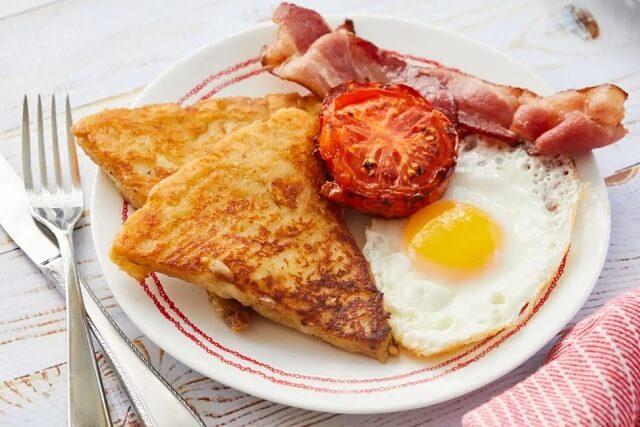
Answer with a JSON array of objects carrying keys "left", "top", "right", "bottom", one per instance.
[{"left": 463, "top": 288, "right": 640, "bottom": 427}]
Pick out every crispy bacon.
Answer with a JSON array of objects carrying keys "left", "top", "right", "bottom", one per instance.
[
  {"left": 513, "top": 85, "right": 628, "bottom": 154},
  {"left": 261, "top": 3, "right": 332, "bottom": 69},
  {"left": 261, "top": 3, "right": 628, "bottom": 154},
  {"left": 425, "top": 68, "right": 628, "bottom": 153},
  {"left": 265, "top": 31, "right": 457, "bottom": 121}
]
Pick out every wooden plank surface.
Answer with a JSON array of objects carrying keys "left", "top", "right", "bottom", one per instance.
[{"left": 0, "top": 0, "right": 639, "bottom": 425}]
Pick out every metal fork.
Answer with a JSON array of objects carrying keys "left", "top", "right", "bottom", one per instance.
[{"left": 22, "top": 95, "right": 112, "bottom": 427}]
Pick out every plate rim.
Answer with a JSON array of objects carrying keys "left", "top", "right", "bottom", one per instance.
[{"left": 90, "top": 15, "right": 611, "bottom": 414}]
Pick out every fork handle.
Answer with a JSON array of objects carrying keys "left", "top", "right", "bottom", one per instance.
[
  {"left": 42, "top": 255, "right": 206, "bottom": 427},
  {"left": 57, "top": 230, "right": 112, "bottom": 427}
]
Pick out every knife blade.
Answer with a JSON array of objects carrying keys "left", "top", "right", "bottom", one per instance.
[{"left": 0, "top": 152, "right": 205, "bottom": 427}]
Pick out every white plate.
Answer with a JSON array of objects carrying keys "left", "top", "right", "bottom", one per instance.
[{"left": 91, "top": 16, "right": 611, "bottom": 414}]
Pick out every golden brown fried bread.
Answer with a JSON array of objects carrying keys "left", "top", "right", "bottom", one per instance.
[
  {"left": 72, "top": 94, "right": 320, "bottom": 209},
  {"left": 73, "top": 94, "right": 319, "bottom": 331},
  {"left": 110, "top": 108, "right": 393, "bottom": 361}
]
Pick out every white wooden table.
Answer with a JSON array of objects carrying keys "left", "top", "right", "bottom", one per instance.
[{"left": 1, "top": 1, "right": 639, "bottom": 425}]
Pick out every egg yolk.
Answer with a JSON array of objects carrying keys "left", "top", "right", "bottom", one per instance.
[{"left": 404, "top": 200, "right": 502, "bottom": 276}]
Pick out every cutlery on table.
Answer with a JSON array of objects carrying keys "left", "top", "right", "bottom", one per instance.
[
  {"left": 9, "top": 95, "right": 206, "bottom": 427},
  {"left": 22, "top": 95, "right": 111, "bottom": 427}
]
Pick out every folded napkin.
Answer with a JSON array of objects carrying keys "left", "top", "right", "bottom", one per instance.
[{"left": 463, "top": 288, "right": 640, "bottom": 427}]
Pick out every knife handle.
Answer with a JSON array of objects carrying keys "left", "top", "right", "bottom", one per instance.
[{"left": 42, "top": 257, "right": 206, "bottom": 427}]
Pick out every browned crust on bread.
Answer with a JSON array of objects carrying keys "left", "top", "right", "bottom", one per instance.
[
  {"left": 110, "top": 108, "right": 392, "bottom": 361},
  {"left": 73, "top": 93, "right": 320, "bottom": 331}
]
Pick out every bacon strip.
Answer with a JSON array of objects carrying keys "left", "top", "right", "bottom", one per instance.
[
  {"left": 264, "top": 22, "right": 457, "bottom": 121},
  {"left": 513, "top": 85, "right": 628, "bottom": 154},
  {"left": 425, "top": 68, "right": 628, "bottom": 153},
  {"left": 261, "top": 3, "right": 331, "bottom": 69},
  {"left": 261, "top": 3, "right": 628, "bottom": 154}
]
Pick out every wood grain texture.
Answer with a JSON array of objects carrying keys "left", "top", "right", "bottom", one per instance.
[
  {"left": 0, "top": 355, "right": 139, "bottom": 427},
  {"left": 0, "top": 0, "right": 639, "bottom": 425}
]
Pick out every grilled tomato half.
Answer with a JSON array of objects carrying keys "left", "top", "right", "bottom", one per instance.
[{"left": 317, "top": 81, "right": 458, "bottom": 218}]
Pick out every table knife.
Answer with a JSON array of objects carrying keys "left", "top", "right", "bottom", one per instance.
[{"left": 0, "top": 153, "right": 206, "bottom": 427}]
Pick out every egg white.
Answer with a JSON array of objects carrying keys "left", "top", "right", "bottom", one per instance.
[{"left": 363, "top": 137, "right": 581, "bottom": 356}]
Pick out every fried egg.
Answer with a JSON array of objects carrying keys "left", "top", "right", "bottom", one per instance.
[{"left": 363, "top": 137, "right": 581, "bottom": 356}]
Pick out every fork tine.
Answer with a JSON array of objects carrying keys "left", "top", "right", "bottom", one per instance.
[
  {"left": 66, "top": 95, "right": 81, "bottom": 189},
  {"left": 21, "top": 96, "right": 33, "bottom": 190},
  {"left": 36, "top": 95, "right": 48, "bottom": 191},
  {"left": 50, "top": 95, "right": 63, "bottom": 191}
]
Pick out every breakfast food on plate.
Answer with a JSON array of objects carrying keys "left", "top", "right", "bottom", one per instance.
[
  {"left": 256, "top": 3, "right": 617, "bottom": 356},
  {"left": 363, "top": 136, "right": 580, "bottom": 355},
  {"left": 109, "top": 108, "right": 394, "bottom": 361},
  {"left": 317, "top": 81, "right": 458, "bottom": 218},
  {"left": 84, "top": 2, "right": 631, "bottom": 361},
  {"left": 74, "top": 93, "right": 320, "bottom": 332},
  {"left": 261, "top": 3, "right": 628, "bottom": 154}
]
